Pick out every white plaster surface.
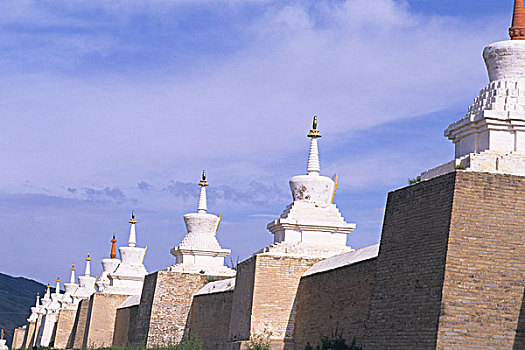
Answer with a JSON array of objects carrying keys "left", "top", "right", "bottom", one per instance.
[
  {"left": 0, "top": 339, "right": 7, "bottom": 350},
  {"left": 303, "top": 244, "right": 379, "bottom": 277},
  {"left": 195, "top": 278, "right": 235, "bottom": 296},
  {"left": 118, "top": 295, "right": 141, "bottom": 309}
]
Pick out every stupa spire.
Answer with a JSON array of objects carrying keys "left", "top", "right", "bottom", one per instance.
[
  {"left": 510, "top": 0, "right": 525, "bottom": 39},
  {"left": 45, "top": 283, "right": 51, "bottom": 299},
  {"left": 110, "top": 233, "right": 117, "bottom": 259},
  {"left": 128, "top": 211, "right": 137, "bottom": 247},
  {"left": 55, "top": 276, "right": 61, "bottom": 294},
  {"left": 197, "top": 170, "right": 209, "bottom": 214},
  {"left": 1, "top": 329, "right": 3, "bottom": 340},
  {"left": 35, "top": 293, "right": 40, "bottom": 307},
  {"left": 85, "top": 253, "right": 91, "bottom": 276},
  {"left": 307, "top": 116, "right": 322, "bottom": 175},
  {"left": 70, "top": 265, "right": 75, "bottom": 284}
]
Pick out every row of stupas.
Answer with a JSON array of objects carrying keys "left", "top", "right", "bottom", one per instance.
[{"left": 9, "top": 2, "right": 525, "bottom": 348}]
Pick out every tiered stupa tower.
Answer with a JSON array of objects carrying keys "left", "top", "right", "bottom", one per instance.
[
  {"left": 168, "top": 171, "right": 235, "bottom": 276},
  {"left": 60, "top": 265, "right": 79, "bottom": 308},
  {"left": 105, "top": 212, "right": 148, "bottom": 295},
  {"left": 96, "top": 233, "right": 121, "bottom": 292},
  {"left": 71, "top": 254, "right": 97, "bottom": 302},
  {"left": 423, "top": 0, "right": 525, "bottom": 179},
  {"left": 38, "top": 277, "right": 63, "bottom": 347},
  {"left": 0, "top": 330, "right": 8, "bottom": 350},
  {"left": 263, "top": 116, "right": 355, "bottom": 257}
]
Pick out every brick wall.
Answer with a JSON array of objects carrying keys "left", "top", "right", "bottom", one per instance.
[
  {"left": 129, "top": 271, "right": 157, "bottom": 346},
  {"left": 113, "top": 305, "right": 138, "bottom": 347},
  {"left": 365, "top": 171, "right": 525, "bottom": 349},
  {"left": 20, "top": 322, "right": 35, "bottom": 350},
  {"left": 228, "top": 254, "right": 320, "bottom": 348},
  {"left": 187, "top": 290, "right": 234, "bottom": 349},
  {"left": 436, "top": 172, "right": 525, "bottom": 349},
  {"left": 294, "top": 258, "right": 377, "bottom": 349},
  {"left": 130, "top": 270, "right": 209, "bottom": 347},
  {"left": 365, "top": 172, "right": 456, "bottom": 348},
  {"left": 53, "top": 308, "right": 77, "bottom": 349},
  {"left": 71, "top": 299, "right": 90, "bottom": 349},
  {"left": 83, "top": 293, "right": 130, "bottom": 349},
  {"left": 12, "top": 327, "right": 25, "bottom": 349}
]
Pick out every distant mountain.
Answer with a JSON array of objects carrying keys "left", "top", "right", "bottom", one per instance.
[{"left": 0, "top": 273, "right": 48, "bottom": 348}]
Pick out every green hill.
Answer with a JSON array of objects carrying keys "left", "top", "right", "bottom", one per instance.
[{"left": 0, "top": 273, "right": 48, "bottom": 348}]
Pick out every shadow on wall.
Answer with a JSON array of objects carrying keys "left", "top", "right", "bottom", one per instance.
[{"left": 513, "top": 287, "right": 525, "bottom": 349}]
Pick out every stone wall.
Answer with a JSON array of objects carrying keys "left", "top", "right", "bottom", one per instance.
[
  {"left": 12, "top": 327, "right": 26, "bottom": 349},
  {"left": 365, "top": 171, "right": 525, "bottom": 349},
  {"left": 294, "top": 258, "right": 377, "bottom": 349},
  {"left": 130, "top": 270, "right": 209, "bottom": 347},
  {"left": 53, "top": 308, "right": 77, "bottom": 349},
  {"left": 82, "top": 293, "right": 130, "bottom": 349},
  {"left": 71, "top": 299, "right": 91, "bottom": 349},
  {"left": 20, "top": 322, "right": 35, "bottom": 350},
  {"left": 188, "top": 290, "right": 234, "bottom": 349},
  {"left": 228, "top": 254, "right": 320, "bottom": 349},
  {"left": 436, "top": 172, "right": 525, "bottom": 349},
  {"left": 113, "top": 305, "right": 139, "bottom": 347}
]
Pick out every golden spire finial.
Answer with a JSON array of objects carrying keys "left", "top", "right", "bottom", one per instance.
[
  {"left": 198, "top": 170, "right": 209, "bottom": 187},
  {"left": 71, "top": 264, "right": 75, "bottom": 271},
  {"left": 307, "top": 116, "right": 322, "bottom": 138},
  {"left": 1, "top": 329, "right": 3, "bottom": 340},
  {"left": 86, "top": 253, "right": 91, "bottom": 262},
  {"left": 510, "top": 0, "right": 525, "bottom": 39},
  {"left": 47, "top": 282, "right": 50, "bottom": 288},
  {"left": 56, "top": 276, "right": 60, "bottom": 282},
  {"left": 37, "top": 293, "right": 40, "bottom": 299},
  {"left": 110, "top": 233, "right": 117, "bottom": 259},
  {"left": 129, "top": 210, "right": 137, "bottom": 224}
]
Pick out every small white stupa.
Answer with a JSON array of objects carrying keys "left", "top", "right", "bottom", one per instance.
[
  {"left": 96, "top": 233, "right": 121, "bottom": 292},
  {"left": 27, "top": 294, "right": 40, "bottom": 323},
  {"left": 71, "top": 254, "right": 97, "bottom": 303},
  {"left": 423, "top": 0, "right": 525, "bottom": 180},
  {"left": 262, "top": 117, "right": 355, "bottom": 258},
  {"left": 0, "top": 329, "right": 8, "bottom": 350},
  {"left": 168, "top": 171, "right": 235, "bottom": 277},
  {"left": 61, "top": 265, "right": 79, "bottom": 309},
  {"left": 106, "top": 212, "right": 148, "bottom": 295}
]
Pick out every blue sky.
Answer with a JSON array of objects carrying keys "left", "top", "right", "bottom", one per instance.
[{"left": 0, "top": 0, "right": 515, "bottom": 284}]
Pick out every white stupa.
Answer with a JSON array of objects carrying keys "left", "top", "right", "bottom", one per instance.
[
  {"left": 39, "top": 277, "right": 63, "bottom": 347},
  {"left": 60, "top": 265, "right": 79, "bottom": 309},
  {"left": 262, "top": 117, "right": 355, "bottom": 258},
  {"left": 96, "top": 233, "right": 121, "bottom": 292},
  {"left": 168, "top": 171, "right": 235, "bottom": 277},
  {"left": 106, "top": 212, "right": 148, "bottom": 295},
  {"left": 71, "top": 254, "right": 97, "bottom": 303},
  {"left": 423, "top": 0, "right": 525, "bottom": 180},
  {"left": 27, "top": 294, "right": 40, "bottom": 323},
  {"left": 0, "top": 329, "right": 8, "bottom": 350}
]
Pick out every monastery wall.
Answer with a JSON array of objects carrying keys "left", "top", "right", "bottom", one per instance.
[
  {"left": 20, "top": 322, "right": 35, "bottom": 350},
  {"left": 228, "top": 254, "right": 321, "bottom": 349},
  {"left": 188, "top": 290, "right": 234, "bottom": 349},
  {"left": 293, "top": 258, "right": 377, "bottom": 349},
  {"left": 436, "top": 172, "right": 525, "bottom": 348},
  {"left": 12, "top": 327, "right": 25, "bottom": 349},
  {"left": 365, "top": 171, "right": 525, "bottom": 349},
  {"left": 365, "top": 172, "right": 457, "bottom": 348},
  {"left": 130, "top": 270, "right": 209, "bottom": 347},
  {"left": 82, "top": 293, "right": 130, "bottom": 349},
  {"left": 113, "top": 305, "right": 138, "bottom": 347},
  {"left": 53, "top": 308, "right": 77, "bottom": 349},
  {"left": 70, "top": 298, "right": 91, "bottom": 349}
]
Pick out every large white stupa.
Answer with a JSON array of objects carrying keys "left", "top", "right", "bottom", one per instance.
[
  {"left": 38, "top": 277, "right": 63, "bottom": 347},
  {"left": 168, "top": 171, "right": 235, "bottom": 277},
  {"left": 262, "top": 117, "right": 355, "bottom": 258},
  {"left": 423, "top": 0, "right": 525, "bottom": 180},
  {"left": 105, "top": 212, "right": 148, "bottom": 295},
  {"left": 96, "top": 233, "right": 121, "bottom": 292},
  {"left": 60, "top": 265, "right": 79, "bottom": 309}
]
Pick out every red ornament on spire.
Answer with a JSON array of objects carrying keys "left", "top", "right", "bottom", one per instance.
[{"left": 510, "top": 0, "right": 525, "bottom": 39}]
